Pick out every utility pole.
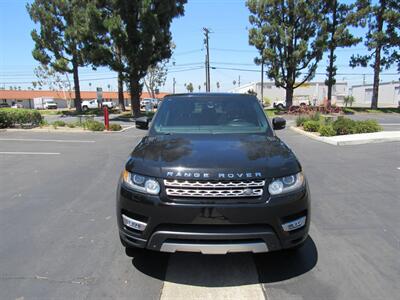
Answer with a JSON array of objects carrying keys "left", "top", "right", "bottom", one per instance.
[
  {"left": 238, "top": 75, "right": 241, "bottom": 87},
  {"left": 203, "top": 28, "right": 211, "bottom": 92},
  {"left": 363, "top": 74, "right": 366, "bottom": 85},
  {"left": 173, "top": 78, "right": 176, "bottom": 94}
]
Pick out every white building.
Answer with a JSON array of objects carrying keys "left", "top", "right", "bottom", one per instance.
[
  {"left": 350, "top": 81, "right": 400, "bottom": 108},
  {"left": 230, "top": 81, "right": 348, "bottom": 106}
]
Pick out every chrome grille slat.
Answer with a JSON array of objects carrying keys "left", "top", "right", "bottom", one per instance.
[{"left": 164, "top": 179, "right": 265, "bottom": 198}]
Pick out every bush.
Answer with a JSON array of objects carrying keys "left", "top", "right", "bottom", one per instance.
[
  {"left": 303, "top": 120, "right": 320, "bottom": 132},
  {"left": 67, "top": 123, "right": 76, "bottom": 128},
  {"left": 318, "top": 124, "right": 336, "bottom": 136},
  {"left": 296, "top": 115, "right": 309, "bottom": 127},
  {"left": 83, "top": 120, "right": 105, "bottom": 131},
  {"left": 354, "top": 120, "right": 382, "bottom": 133},
  {"left": 0, "top": 108, "right": 42, "bottom": 128},
  {"left": 52, "top": 120, "right": 66, "bottom": 127},
  {"left": 332, "top": 117, "right": 356, "bottom": 135},
  {"left": 109, "top": 123, "right": 122, "bottom": 131},
  {"left": 309, "top": 112, "right": 321, "bottom": 122}
]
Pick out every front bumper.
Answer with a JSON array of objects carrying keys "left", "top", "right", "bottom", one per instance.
[{"left": 117, "top": 182, "right": 310, "bottom": 254}]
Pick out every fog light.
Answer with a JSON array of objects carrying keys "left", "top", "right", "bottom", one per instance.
[
  {"left": 282, "top": 216, "right": 306, "bottom": 232},
  {"left": 122, "top": 214, "right": 147, "bottom": 231}
]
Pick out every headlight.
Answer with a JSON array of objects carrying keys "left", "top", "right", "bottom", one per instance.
[
  {"left": 122, "top": 170, "right": 160, "bottom": 195},
  {"left": 268, "top": 172, "right": 305, "bottom": 195}
]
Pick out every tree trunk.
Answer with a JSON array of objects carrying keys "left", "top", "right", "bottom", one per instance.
[
  {"left": 129, "top": 76, "right": 141, "bottom": 118},
  {"left": 72, "top": 58, "right": 82, "bottom": 113},
  {"left": 327, "top": 0, "right": 337, "bottom": 108},
  {"left": 371, "top": 0, "right": 385, "bottom": 110},
  {"left": 118, "top": 71, "right": 125, "bottom": 111},
  {"left": 260, "top": 60, "right": 264, "bottom": 103},
  {"left": 286, "top": 86, "right": 294, "bottom": 107}
]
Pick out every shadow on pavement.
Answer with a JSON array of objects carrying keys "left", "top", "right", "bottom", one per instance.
[
  {"left": 254, "top": 236, "right": 318, "bottom": 283},
  {"left": 127, "top": 235, "right": 317, "bottom": 287}
]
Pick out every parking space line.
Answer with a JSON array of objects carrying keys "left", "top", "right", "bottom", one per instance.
[
  {"left": 0, "top": 152, "right": 60, "bottom": 155},
  {"left": 0, "top": 138, "right": 95, "bottom": 143}
]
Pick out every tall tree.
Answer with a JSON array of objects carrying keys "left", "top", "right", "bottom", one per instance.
[
  {"left": 247, "top": 0, "right": 327, "bottom": 107},
  {"left": 93, "top": 0, "right": 186, "bottom": 117},
  {"left": 324, "top": 0, "right": 361, "bottom": 107},
  {"left": 144, "top": 60, "right": 168, "bottom": 99},
  {"left": 186, "top": 82, "right": 194, "bottom": 93},
  {"left": 27, "top": 0, "right": 94, "bottom": 112},
  {"left": 350, "top": 0, "right": 400, "bottom": 109}
]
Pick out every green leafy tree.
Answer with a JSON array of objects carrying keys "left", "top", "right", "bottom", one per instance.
[
  {"left": 27, "top": 0, "right": 95, "bottom": 112},
  {"left": 93, "top": 0, "right": 186, "bottom": 117},
  {"left": 350, "top": 0, "right": 400, "bottom": 109},
  {"left": 247, "top": 0, "right": 327, "bottom": 107},
  {"left": 324, "top": 0, "right": 361, "bottom": 107},
  {"left": 186, "top": 82, "right": 194, "bottom": 93}
]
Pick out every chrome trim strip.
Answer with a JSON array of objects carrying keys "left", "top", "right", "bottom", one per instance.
[
  {"left": 122, "top": 214, "right": 147, "bottom": 232},
  {"left": 160, "top": 242, "right": 268, "bottom": 254},
  {"left": 164, "top": 179, "right": 265, "bottom": 188},
  {"left": 165, "top": 188, "right": 263, "bottom": 198},
  {"left": 282, "top": 216, "right": 306, "bottom": 232}
]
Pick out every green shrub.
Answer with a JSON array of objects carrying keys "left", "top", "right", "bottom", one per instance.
[
  {"left": 332, "top": 117, "right": 356, "bottom": 135},
  {"left": 83, "top": 120, "right": 105, "bottom": 131},
  {"left": 109, "top": 123, "right": 122, "bottom": 131},
  {"left": 309, "top": 112, "right": 321, "bottom": 122},
  {"left": 0, "top": 108, "right": 42, "bottom": 128},
  {"left": 296, "top": 115, "right": 309, "bottom": 127},
  {"left": 354, "top": 120, "right": 382, "bottom": 133},
  {"left": 52, "top": 120, "right": 66, "bottom": 127},
  {"left": 318, "top": 124, "right": 336, "bottom": 136},
  {"left": 67, "top": 123, "right": 76, "bottom": 128},
  {"left": 303, "top": 120, "right": 320, "bottom": 132}
]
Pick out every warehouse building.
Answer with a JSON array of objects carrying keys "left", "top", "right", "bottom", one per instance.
[
  {"left": 349, "top": 81, "right": 400, "bottom": 108},
  {"left": 230, "top": 81, "right": 348, "bottom": 106}
]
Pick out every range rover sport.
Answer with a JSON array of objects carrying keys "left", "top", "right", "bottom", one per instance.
[{"left": 117, "top": 93, "right": 310, "bottom": 254}]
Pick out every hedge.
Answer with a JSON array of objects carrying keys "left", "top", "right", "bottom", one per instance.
[{"left": 0, "top": 108, "right": 42, "bottom": 128}]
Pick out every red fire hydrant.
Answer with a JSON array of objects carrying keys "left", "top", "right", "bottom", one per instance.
[{"left": 103, "top": 106, "right": 109, "bottom": 131}]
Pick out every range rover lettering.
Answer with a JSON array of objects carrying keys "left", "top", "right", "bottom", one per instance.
[{"left": 117, "top": 93, "right": 310, "bottom": 255}]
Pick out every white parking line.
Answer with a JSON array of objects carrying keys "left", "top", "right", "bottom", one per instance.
[
  {"left": 0, "top": 138, "right": 95, "bottom": 143},
  {"left": 0, "top": 152, "right": 60, "bottom": 155}
]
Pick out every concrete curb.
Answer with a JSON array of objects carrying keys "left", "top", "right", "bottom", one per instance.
[
  {"left": 0, "top": 125, "right": 135, "bottom": 134},
  {"left": 290, "top": 126, "right": 400, "bottom": 146}
]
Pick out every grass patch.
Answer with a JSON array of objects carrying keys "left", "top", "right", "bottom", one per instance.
[{"left": 264, "top": 109, "right": 278, "bottom": 117}]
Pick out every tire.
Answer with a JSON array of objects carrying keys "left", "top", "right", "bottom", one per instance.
[
  {"left": 277, "top": 104, "right": 285, "bottom": 110},
  {"left": 82, "top": 106, "right": 88, "bottom": 112}
]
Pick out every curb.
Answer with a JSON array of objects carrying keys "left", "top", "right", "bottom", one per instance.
[
  {"left": 0, "top": 125, "right": 136, "bottom": 134},
  {"left": 289, "top": 126, "right": 400, "bottom": 146}
]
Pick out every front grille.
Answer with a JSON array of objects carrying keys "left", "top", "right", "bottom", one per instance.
[{"left": 164, "top": 179, "right": 265, "bottom": 198}]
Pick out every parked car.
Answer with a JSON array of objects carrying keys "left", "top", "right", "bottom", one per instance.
[
  {"left": 81, "top": 99, "right": 114, "bottom": 111},
  {"left": 117, "top": 93, "right": 310, "bottom": 255},
  {"left": 0, "top": 102, "right": 10, "bottom": 108},
  {"left": 140, "top": 98, "right": 159, "bottom": 110},
  {"left": 11, "top": 103, "right": 24, "bottom": 109},
  {"left": 273, "top": 99, "right": 309, "bottom": 110}
]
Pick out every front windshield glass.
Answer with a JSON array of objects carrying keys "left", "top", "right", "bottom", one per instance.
[{"left": 152, "top": 96, "right": 271, "bottom": 134}]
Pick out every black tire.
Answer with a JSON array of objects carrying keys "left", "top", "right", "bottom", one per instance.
[
  {"left": 82, "top": 106, "right": 88, "bottom": 112},
  {"left": 277, "top": 104, "right": 285, "bottom": 110}
]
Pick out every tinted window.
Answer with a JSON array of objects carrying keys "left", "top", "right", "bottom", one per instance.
[{"left": 152, "top": 96, "right": 270, "bottom": 134}]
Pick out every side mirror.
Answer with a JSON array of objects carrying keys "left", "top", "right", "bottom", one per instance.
[
  {"left": 272, "top": 117, "right": 286, "bottom": 130},
  {"left": 135, "top": 116, "right": 151, "bottom": 129}
]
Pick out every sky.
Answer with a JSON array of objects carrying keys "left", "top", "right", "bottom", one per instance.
[{"left": 0, "top": 0, "right": 398, "bottom": 93}]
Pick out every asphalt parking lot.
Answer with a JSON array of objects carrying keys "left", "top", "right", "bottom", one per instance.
[{"left": 0, "top": 127, "right": 399, "bottom": 299}]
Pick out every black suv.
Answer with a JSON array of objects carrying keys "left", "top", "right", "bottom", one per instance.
[{"left": 117, "top": 93, "right": 310, "bottom": 254}]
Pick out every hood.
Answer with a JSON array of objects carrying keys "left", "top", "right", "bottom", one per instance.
[{"left": 126, "top": 134, "right": 301, "bottom": 180}]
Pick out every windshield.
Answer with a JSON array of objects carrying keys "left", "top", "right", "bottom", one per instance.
[{"left": 151, "top": 96, "right": 271, "bottom": 134}]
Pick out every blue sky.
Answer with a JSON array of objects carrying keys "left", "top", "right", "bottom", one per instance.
[{"left": 0, "top": 0, "right": 398, "bottom": 93}]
